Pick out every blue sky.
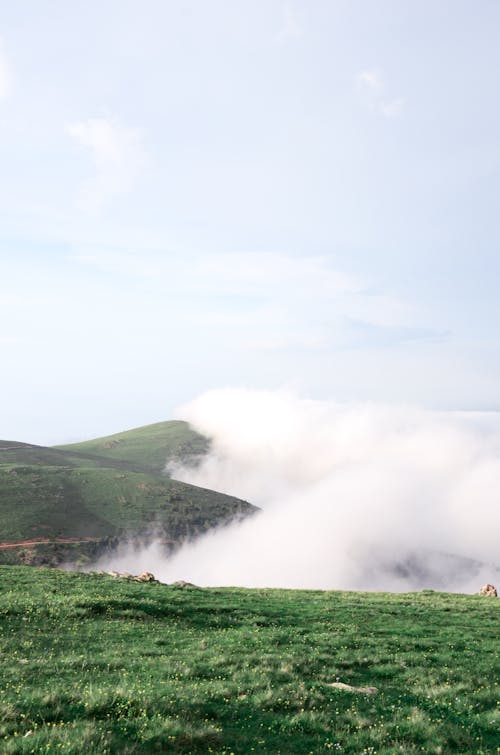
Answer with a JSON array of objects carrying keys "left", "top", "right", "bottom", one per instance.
[{"left": 1, "top": 1, "right": 500, "bottom": 444}]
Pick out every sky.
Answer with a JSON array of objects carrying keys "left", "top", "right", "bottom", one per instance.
[{"left": 1, "top": 0, "right": 500, "bottom": 445}]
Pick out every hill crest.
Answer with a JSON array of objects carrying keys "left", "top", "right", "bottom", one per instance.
[{"left": 55, "top": 419, "right": 208, "bottom": 476}]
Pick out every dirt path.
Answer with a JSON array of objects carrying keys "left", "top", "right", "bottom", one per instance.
[
  {"left": 0, "top": 537, "right": 102, "bottom": 549},
  {"left": 0, "top": 536, "right": 177, "bottom": 550}
]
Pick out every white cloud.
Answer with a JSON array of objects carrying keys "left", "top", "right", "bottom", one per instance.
[
  {"left": 379, "top": 97, "right": 406, "bottom": 118},
  {"left": 276, "top": 4, "right": 302, "bottom": 42},
  {"left": 195, "top": 252, "right": 415, "bottom": 331},
  {"left": 356, "top": 69, "right": 405, "bottom": 119},
  {"left": 72, "top": 249, "right": 360, "bottom": 294},
  {"left": 194, "top": 252, "right": 360, "bottom": 298},
  {"left": 66, "top": 118, "right": 146, "bottom": 211},
  {"left": 72, "top": 249, "right": 420, "bottom": 349},
  {"left": 71, "top": 249, "right": 164, "bottom": 278},
  {"left": 356, "top": 70, "right": 382, "bottom": 91},
  {"left": 0, "top": 38, "right": 11, "bottom": 99}
]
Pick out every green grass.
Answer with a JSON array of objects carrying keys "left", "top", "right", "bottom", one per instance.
[
  {"left": 0, "top": 567, "right": 498, "bottom": 754},
  {"left": 55, "top": 420, "right": 208, "bottom": 476},
  {"left": 0, "top": 441, "right": 149, "bottom": 474},
  {"left": 0, "top": 430, "right": 255, "bottom": 566},
  {"left": 0, "top": 464, "right": 254, "bottom": 544}
]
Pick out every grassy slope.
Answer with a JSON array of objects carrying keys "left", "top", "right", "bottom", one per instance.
[
  {"left": 55, "top": 421, "right": 208, "bottom": 476},
  {"left": 0, "top": 567, "right": 498, "bottom": 754},
  {"left": 0, "top": 434, "right": 255, "bottom": 565},
  {"left": 0, "top": 465, "right": 254, "bottom": 543},
  {"left": 0, "top": 441, "right": 159, "bottom": 475}
]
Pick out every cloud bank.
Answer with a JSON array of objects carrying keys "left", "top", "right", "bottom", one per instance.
[{"left": 99, "top": 389, "right": 500, "bottom": 592}]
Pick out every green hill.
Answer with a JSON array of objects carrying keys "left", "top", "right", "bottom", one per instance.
[
  {"left": 0, "top": 566, "right": 497, "bottom": 753},
  {"left": 0, "top": 427, "right": 256, "bottom": 567},
  {"left": 55, "top": 420, "right": 208, "bottom": 476},
  {"left": 0, "top": 440, "right": 158, "bottom": 474}
]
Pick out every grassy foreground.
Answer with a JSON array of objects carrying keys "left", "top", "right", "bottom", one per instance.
[{"left": 0, "top": 568, "right": 498, "bottom": 754}]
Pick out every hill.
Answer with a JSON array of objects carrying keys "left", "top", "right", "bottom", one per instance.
[
  {"left": 55, "top": 420, "right": 208, "bottom": 476},
  {"left": 0, "top": 429, "right": 255, "bottom": 567},
  {"left": 0, "top": 440, "right": 159, "bottom": 475},
  {"left": 0, "top": 566, "right": 497, "bottom": 753}
]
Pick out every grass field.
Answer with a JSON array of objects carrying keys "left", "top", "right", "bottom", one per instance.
[
  {"left": 0, "top": 425, "right": 254, "bottom": 566},
  {"left": 0, "top": 567, "right": 497, "bottom": 754}
]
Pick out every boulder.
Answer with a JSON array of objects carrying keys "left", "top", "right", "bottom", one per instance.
[
  {"left": 172, "top": 580, "right": 197, "bottom": 588},
  {"left": 135, "top": 571, "right": 157, "bottom": 583},
  {"left": 479, "top": 583, "right": 497, "bottom": 597},
  {"left": 105, "top": 570, "right": 157, "bottom": 583}
]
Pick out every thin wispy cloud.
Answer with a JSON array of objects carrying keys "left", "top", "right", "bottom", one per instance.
[
  {"left": 197, "top": 252, "right": 414, "bottom": 332},
  {"left": 356, "top": 70, "right": 383, "bottom": 92},
  {"left": 193, "top": 252, "right": 360, "bottom": 298},
  {"left": 72, "top": 250, "right": 359, "bottom": 293},
  {"left": 66, "top": 118, "right": 146, "bottom": 211},
  {"left": 379, "top": 98, "right": 405, "bottom": 118},
  {"left": 356, "top": 69, "right": 405, "bottom": 118},
  {"left": 72, "top": 249, "right": 429, "bottom": 352}
]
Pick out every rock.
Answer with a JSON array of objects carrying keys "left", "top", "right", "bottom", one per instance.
[
  {"left": 135, "top": 571, "right": 157, "bottom": 583},
  {"left": 172, "top": 580, "right": 197, "bottom": 588},
  {"left": 479, "top": 583, "right": 497, "bottom": 597},
  {"left": 329, "top": 682, "right": 378, "bottom": 694},
  {"left": 106, "top": 570, "right": 157, "bottom": 582}
]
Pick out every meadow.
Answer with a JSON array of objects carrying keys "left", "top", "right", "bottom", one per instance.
[{"left": 0, "top": 566, "right": 498, "bottom": 753}]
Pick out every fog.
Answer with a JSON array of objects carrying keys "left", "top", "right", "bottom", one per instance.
[{"left": 96, "top": 389, "right": 500, "bottom": 592}]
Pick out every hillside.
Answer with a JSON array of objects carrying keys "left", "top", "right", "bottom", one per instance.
[
  {"left": 0, "top": 440, "right": 160, "bottom": 475},
  {"left": 0, "top": 566, "right": 498, "bottom": 753},
  {"left": 55, "top": 420, "right": 208, "bottom": 476},
  {"left": 0, "top": 428, "right": 255, "bottom": 567}
]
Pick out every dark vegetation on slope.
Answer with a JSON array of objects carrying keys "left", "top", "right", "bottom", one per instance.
[
  {"left": 0, "top": 423, "right": 255, "bottom": 568},
  {"left": 0, "top": 566, "right": 498, "bottom": 754}
]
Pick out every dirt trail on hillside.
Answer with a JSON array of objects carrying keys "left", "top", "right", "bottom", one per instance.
[{"left": 0, "top": 537, "right": 102, "bottom": 549}]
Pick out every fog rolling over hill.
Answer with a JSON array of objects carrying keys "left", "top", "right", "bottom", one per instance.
[{"left": 104, "top": 389, "right": 500, "bottom": 592}]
